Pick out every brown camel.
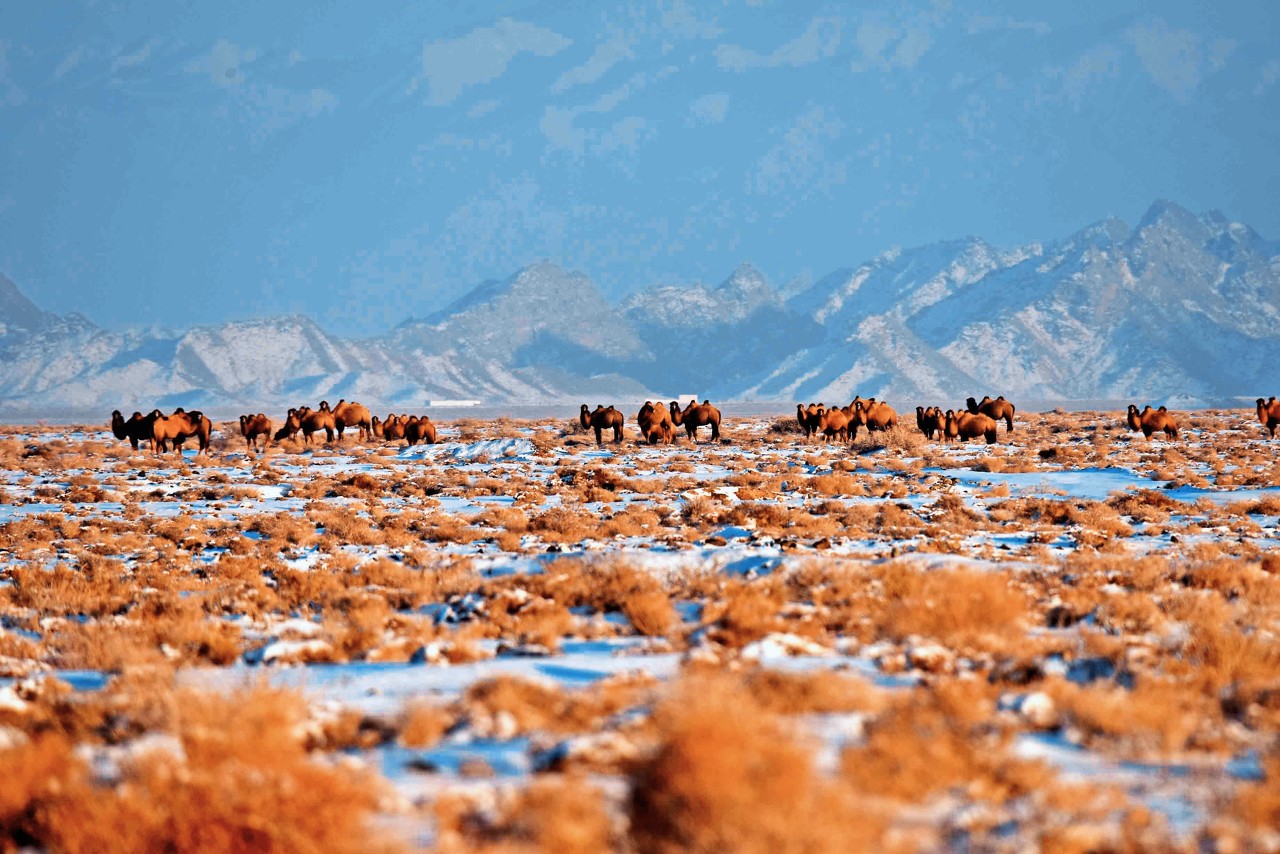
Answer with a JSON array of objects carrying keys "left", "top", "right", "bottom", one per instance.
[
  {"left": 1126, "top": 404, "right": 1179, "bottom": 439},
  {"left": 330, "top": 399, "right": 373, "bottom": 441},
  {"left": 150, "top": 408, "right": 212, "bottom": 456},
  {"left": 966, "top": 396, "right": 1016, "bottom": 431},
  {"left": 239, "top": 413, "right": 273, "bottom": 452},
  {"left": 796, "top": 403, "right": 826, "bottom": 440},
  {"left": 580, "top": 403, "right": 625, "bottom": 445},
  {"left": 673, "top": 399, "right": 722, "bottom": 443},
  {"left": 944, "top": 410, "right": 998, "bottom": 444},
  {"left": 110, "top": 409, "right": 154, "bottom": 451},
  {"left": 274, "top": 406, "right": 336, "bottom": 444},
  {"left": 817, "top": 406, "right": 852, "bottom": 443},
  {"left": 378, "top": 414, "right": 407, "bottom": 441},
  {"left": 403, "top": 415, "right": 437, "bottom": 446},
  {"left": 853, "top": 399, "right": 898, "bottom": 431},
  {"left": 916, "top": 405, "right": 944, "bottom": 440},
  {"left": 1257, "top": 397, "right": 1280, "bottom": 438},
  {"left": 636, "top": 401, "right": 677, "bottom": 445}
]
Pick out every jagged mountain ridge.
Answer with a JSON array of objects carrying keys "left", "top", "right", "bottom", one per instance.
[{"left": 1, "top": 200, "right": 1277, "bottom": 415}]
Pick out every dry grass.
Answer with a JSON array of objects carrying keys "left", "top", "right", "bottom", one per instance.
[{"left": 629, "top": 675, "right": 888, "bottom": 854}]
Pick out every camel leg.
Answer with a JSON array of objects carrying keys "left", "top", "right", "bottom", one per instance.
[
  {"left": 711, "top": 420, "right": 720, "bottom": 442},
  {"left": 594, "top": 426, "right": 603, "bottom": 446}
]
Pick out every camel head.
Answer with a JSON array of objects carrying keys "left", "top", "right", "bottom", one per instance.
[
  {"left": 1259, "top": 398, "right": 1267, "bottom": 409},
  {"left": 318, "top": 400, "right": 331, "bottom": 412},
  {"left": 669, "top": 401, "right": 683, "bottom": 423},
  {"left": 579, "top": 404, "right": 591, "bottom": 429},
  {"left": 965, "top": 397, "right": 979, "bottom": 414}
]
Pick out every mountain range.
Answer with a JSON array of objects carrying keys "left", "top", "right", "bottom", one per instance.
[{"left": 2, "top": 199, "right": 1278, "bottom": 418}]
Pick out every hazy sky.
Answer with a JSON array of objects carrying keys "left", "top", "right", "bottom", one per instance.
[{"left": 2, "top": 1, "right": 1278, "bottom": 335}]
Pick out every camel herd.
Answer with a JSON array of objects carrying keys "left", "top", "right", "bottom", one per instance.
[
  {"left": 107, "top": 394, "right": 1280, "bottom": 456},
  {"left": 110, "top": 399, "right": 431, "bottom": 456},
  {"left": 110, "top": 408, "right": 213, "bottom": 454},
  {"left": 584, "top": 400, "right": 723, "bottom": 446}
]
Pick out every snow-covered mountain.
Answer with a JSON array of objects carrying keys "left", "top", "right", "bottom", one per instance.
[{"left": 2, "top": 200, "right": 1278, "bottom": 416}]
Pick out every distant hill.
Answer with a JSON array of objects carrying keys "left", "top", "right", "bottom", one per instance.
[{"left": 2, "top": 200, "right": 1277, "bottom": 416}]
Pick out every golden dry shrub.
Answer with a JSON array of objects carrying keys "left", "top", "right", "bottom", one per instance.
[
  {"left": 842, "top": 681, "right": 1051, "bottom": 804},
  {"left": 433, "top": 774, "right": 615, "bottom": 854},
  {"left": 628, "top": 675, "right": 885, "bottom": 854},
  {"left": 0, "top": 686, "right": 393, "bottom": 853},
  {"left": 875, "top": 565, "right": 1031, "bottom": 650}
]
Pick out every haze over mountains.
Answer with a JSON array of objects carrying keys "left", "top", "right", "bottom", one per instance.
[{"left": 2, "top": 199, "right": 1277, "bottom": 417}]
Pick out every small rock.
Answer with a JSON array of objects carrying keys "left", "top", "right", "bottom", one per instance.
[{"left": 906, "top": 642, "right": 955, "bottom": 674}]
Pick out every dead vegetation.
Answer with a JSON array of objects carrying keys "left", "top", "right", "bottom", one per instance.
[{"left": 0, "top": 407, "right": 1277, "bottom": 849}]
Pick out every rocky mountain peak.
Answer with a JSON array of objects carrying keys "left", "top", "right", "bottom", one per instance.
[{"left": 0, "top": 273, "right": 57, "bottom": 335}]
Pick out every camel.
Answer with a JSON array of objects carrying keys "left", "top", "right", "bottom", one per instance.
[
  {"left": 817, "top": 406, "right": 852, "bottom": 443},
  {"left": 376, "top": 414, "right": 407, "bottom": 441},
  {"left": 944, "top": 410, "right": 999, "bottom": 444},
  {"left": 274, "top": 406, "right": 337, "bottom": 445},
  {"left": 796, "top": 403, "right": 825, "bottom": 440},
  {"left": 239, "top": 413, "right": 273, "bottom": 452},
  {"left": 403, "top": 415, "right": 437, "bottom": 446},
  {"left": 580, "top": 403, "right": 625, "bottom": 445},
  {"left": 1257, "top": 397, "right": 1280, "bottom": 438},
  {"left": 330, "top": 399, "right": 373, "bottom": 442},
  {"left": 853, "top": 399, "right": 898, "bottom": 431},
  {"left": 966, "top": 396, "right": 1016, "bottom": 432},
  {"left": 110, "top": 409, "right": 154, "bottom": 451},
  {"left": 150, "top": 408, "right": 212, "bottom": 456},
  {"left": 916, "top": 406, "right": 944, "bottom": 440},
  {"left": 636, "top": 401, "right": 677, "bottom": 445},
  {"left": 672, "top": 399, "right": 722, "bottom": 444},
  {"left": 1126, "top": 404, "right": 1179, "bottom": 439}
]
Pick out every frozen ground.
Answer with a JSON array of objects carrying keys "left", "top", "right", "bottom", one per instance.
[{"left": 0, "top": 406, "right": 1277, "bottom": 851}]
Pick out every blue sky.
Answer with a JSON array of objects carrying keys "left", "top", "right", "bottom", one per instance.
[{"left": 2, "top": 1, "right": 1278, "bottom": 335}]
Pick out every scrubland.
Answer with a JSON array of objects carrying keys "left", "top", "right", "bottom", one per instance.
[{"left": 0, "top": 408, "right": 1278, "bottom": 851}]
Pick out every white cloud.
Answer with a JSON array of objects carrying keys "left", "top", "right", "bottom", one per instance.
[
  {"left": 111, "top": 38, "right": 161, "bottom": 73},
  {"left": 1207, "top": 38, "right": 1235, "bottom": 72},
  {"left": 418, "top": 18, "right": 570, "bottom": 106},
  {"left": 1129, "top": 18, "right": 1215, "bottom": 100},
  {"left": 849, "top": 17, "right": 934, "bottom": 73},
  {"left": 715, "top": 16, "right": 841, "bottom": 71},
  {"left": 891, "top": 27, "right": 931, "bottom": 68},
  {"left": 747, "top": 104, "right": 847, "bottom": 200},
  {"left": 965, "top": 15, "right": 1049, "bottom": 36},
  {"left": 185, "top": 39, "right": 258, "bottom": 88},
  {"left": 540, "top": 66, "right": 675, "bottom": 157},
  {"left": 552, "top": 35, "right": 634, "bottom": 93},
  {"left": 1255, "top": 59, "right": 1280, "bottom": 96},
  {"left": 241, "top": 85, "right": 337, "bottom": 143},
  {"left": 53, "top": 45, "right": 89, "bottom": 81},
  {"left": 688, "top": 91, "right": 729, "bottom": 125},
  {"left": 596, "top": 116, "right": 653, "bottom": 157},
  {"left": 1057, "top": 43, "right": 1123, "bottom": 109},
  {"left": 184, "top": 39, "right": 335, "bottom": 142},
  {"left": 658, "top": 0, "right": 723, "bottom": 40},
  {"left": 467, "top": 98, "right": 501, "bottom": 118},
  {"left": 0, "top": 41, "right": 25, "bottom": 107}
]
